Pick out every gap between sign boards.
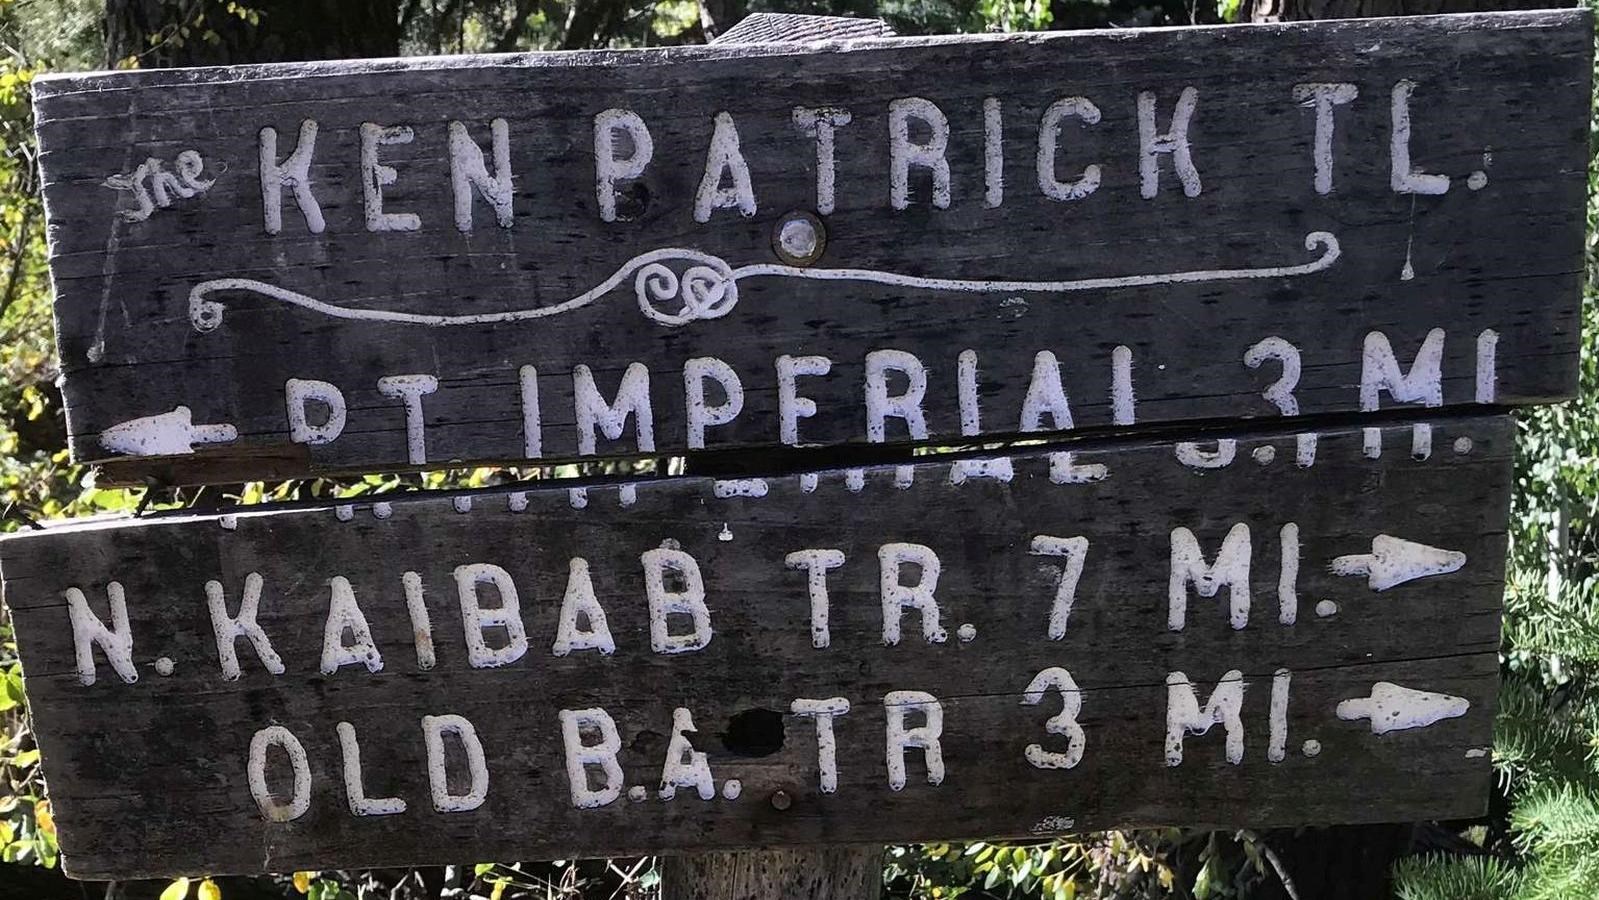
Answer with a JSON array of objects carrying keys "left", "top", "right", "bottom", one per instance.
[{"left": 65, "top": 404, "right": 1512, "bottom": 526}]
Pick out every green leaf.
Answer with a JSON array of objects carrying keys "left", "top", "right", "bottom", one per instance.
[{"left": 159, "top": 878, "right": 191, "bottom": 900}]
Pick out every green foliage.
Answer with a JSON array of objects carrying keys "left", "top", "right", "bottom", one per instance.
[
  {"left": 1393, "top": 4, "right": 1599, "bottom": 899},
  {"left": 1392, "top": 855, "right": 1520, "bottom": 900},
  {"left": 0, "top": 0, "right": 1595, "bottom": 898},
  {"left": 885, "top": 837, "right": 1190, "bottom": 899}
]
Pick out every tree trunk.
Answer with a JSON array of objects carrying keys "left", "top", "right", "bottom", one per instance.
[{"left": 104, "top": 0, "right": 402, "bottom": 69}]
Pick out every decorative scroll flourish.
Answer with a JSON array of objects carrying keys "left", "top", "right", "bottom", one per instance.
[{"left": 188, "top": 231, "right": 1341, "bottom": 332}]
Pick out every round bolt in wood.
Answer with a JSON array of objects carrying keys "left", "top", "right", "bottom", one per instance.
[
  {"left": 769, "top": 789, "right": 793, "bottom": 811},
  {"left": 773, "top": 211, "right": 826, "bottom": 266}
]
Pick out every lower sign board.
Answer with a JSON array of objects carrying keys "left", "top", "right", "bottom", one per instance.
[{"left": 1, "top": 418, "right": 1507, "bottom": 878}]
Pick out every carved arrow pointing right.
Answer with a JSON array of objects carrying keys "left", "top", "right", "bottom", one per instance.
[
  {"left": 1336, "top": 682, "right": 1470, "bottom": 735},
  {"left": 1329, "top": 535, "right": 1466, "bottom": 591}
]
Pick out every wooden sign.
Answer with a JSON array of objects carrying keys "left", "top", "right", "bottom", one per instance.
[
  {"left": 2, "top": 420, "right": 1508, "bottom": 878},
  {"left": 28, "top": 10, "right": 1591, "bottom": 482}
]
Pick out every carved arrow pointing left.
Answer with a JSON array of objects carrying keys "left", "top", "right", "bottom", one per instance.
[{"left": 98, "top": 406, "right": 238, "bottom": 456}]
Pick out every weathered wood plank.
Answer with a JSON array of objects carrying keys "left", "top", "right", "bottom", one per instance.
[
  {"left": 0, "top": 418, "right": 1509, "bottom": 878},
  {"left": 714, "top": 13, "right": 896, "bottom": 43},
  {"left": 29, "top": 10, "right": 1590, "bottom": 483}
]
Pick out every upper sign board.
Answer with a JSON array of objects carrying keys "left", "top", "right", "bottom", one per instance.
[{"left": 30, "top": 10, "right": 1591, "bottom": 482}]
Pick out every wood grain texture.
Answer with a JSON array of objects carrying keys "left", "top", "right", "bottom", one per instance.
[
  {"left": 0, "top": 418, "right": 1508, "bottom": 878},
  {"left": 714, "top": 13, "right": 896, "bottom": 43},
  {"left": 30, "top": 11, "right": 1590, "bottom": 483},
  {"left": 660, "top": 848, "right": 884, "bottom": 900}
]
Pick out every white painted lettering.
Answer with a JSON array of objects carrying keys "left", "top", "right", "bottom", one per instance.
[
  {"left": 453, "top": 562, "right": 528, "bottom": 668},
  {"left": 320, "top": 576, "right": 383, "bottom": 675},
  {"left": 519, "top": 364, "right": 542, "bottom": 459},
  {"left": 1244, "top": 337, "right": 1315, "bottom": 466},
  {"left": 658, "top": 707, "right": 716, "bottom": 800},
  {"left": 359, "top": 123, "right": 421, "bottom": 232},
  {"left": 594, "top": 109, "right": 654, "bottom": 222},
  {"left": 285, "top": 378, "right": 347, "bottom": 446},
  {"left": 336, "top": 721, "right": 407, "bottom": 816},
  {"left": 952, "top": 348, "right": 1013, "bottom": 483},
  {"left": 402, "top": 571, "right": 436, "bottom": 670},
  {"left": 1029, "top": 535, "right": 1089, "bottom": 640},
  {"left": 785, "top": 549, "right": 845, "bottom": 649},
  {"left": 552, "top": 558, "right": 616, "bottom": 656},
  {"left": 984, "top": 97, "right": 1004, "bottom": 208},
  {"left": 889, "top": 98, "right": 951, "bottom": 210},
  {"left": 792, "top": 107, "right": 852, "bottom": 215},
  {"left": 1020, "top": 351, "right": 1074, "bottom": 432},
  {"left": 1390, "top": 80, "right": 1450, "bottom": 195},
  {"left": 422, "top": 713, "right": 488, "bottom": 812},
  {"left": 642, "top": 547, "right": 713, "bottom": 654},
  {"left": 376, "top": 374, "right": 438, "bottom": 466},
  {"left": 1476, "top": 329, "right": 1499, "bottom": 404},
  {"left": 66, "top": 583, "right": 138, "bottom": 686},
  {"left": 1168, "top": 523, "right": 1251, "bottom": 631},
  {"left": 1165, "top": 670, "right": 1246, "bottom": 765},
  {"left": 885, "top": 690, "right": 944, "bottom": 789},
  {"left": 560, "top": 707, "right": 624, "bottom": 808},
  {"left": 1138, "top": 87, "right": 1201, "bottom": 198},
  {"left": 259, "top": 120, "right": 324, "bottom": 234},
  {"left": 448, "top": 118, "right": 514, "bottom": 232},
  {"left": 1038, "top": 97, "right": 1102, "bottom": 201},
  {"left": 248, "top": 724, "right": 311, "bottom": 821},
  {"left": 1293, "top": 83, "right": 1357, "bottom": 195},
  {"left": 792, "top": 697, "right": 850, "bottom": 793},
  {"left": 879, "top": 542, "right": 946, "bottom": 645},
  {"left": 574, "top": 362, "right": 654, "bottom": 455},
  {"left": 1269, "top": 668, "right": 1291, "bottom": 763},
  {"left": 685, "top": 357, "right": 744, "bottom": 449},
  {"left": 1278, "top": 524, "right": 1300, "bottom": 626},
  {"left": 1021, "top": 667, "right": 1085, "bottom": 769},
  {"left": 1361, "top": 328, "right": 1444, "bottom": 459},
  {"left": 694, "top": 112, "right": 757, "bottom": 223},
  {"left": 205, "top": 572, "right": 285, "bottom": 680},
  {"left": 778, "top": 354, "right": 831, "bottom": 446}
]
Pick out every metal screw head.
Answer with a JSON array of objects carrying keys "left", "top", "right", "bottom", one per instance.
[
  {"left": 772, "top": 211, "right": 826, "bottom": 267},
  {"left": 769, "top": 789, "right": 793, "bottom": 811}
]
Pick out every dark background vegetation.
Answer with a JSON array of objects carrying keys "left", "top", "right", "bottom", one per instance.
[{"left": 0, "top": 0, "right": 1596, "bottom": 897}]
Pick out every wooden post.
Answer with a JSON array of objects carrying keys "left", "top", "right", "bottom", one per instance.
[
  {"left": 661, "top": 848, "right": 883, "bottom": 900},
  {"left": 665, "top": 17, "right": 894, "bottom": 899}
]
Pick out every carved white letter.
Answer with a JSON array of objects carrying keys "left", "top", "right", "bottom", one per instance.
[
  {"left": 889, "top": 98, "right": 951, "bottom": 210},
  {"left": 449, "top": 118, "right": 514, "bottom": 231},
  {"left": 1137, "top": 87, "right": 1201, "bottom": 198},
  {"left": 1168, "top": 524, "right": 1252, "bottom": 631},
  {"left": 453, "top": 563, "right": 528, "bottom": 668},
  {"left": 259, "top": 120, "right": 324, "bottom": 234},
  {"left": 594, "top": 109, "right": 653, "bottom": 222}
]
